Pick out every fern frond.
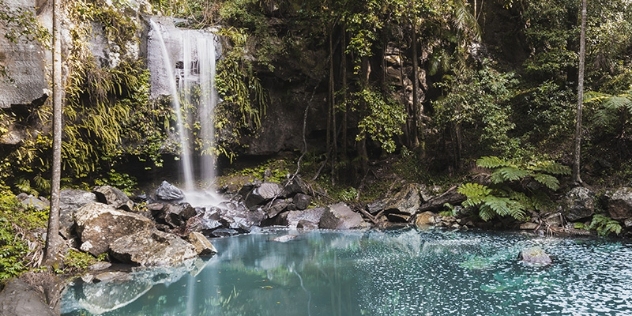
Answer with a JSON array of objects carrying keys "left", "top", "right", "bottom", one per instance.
[
  {"left": 493, "top": 166, "right": 530, "bottom": 182},
  {"left": 476, "top": 156, "right": 512, "bottom": 169},
  {"left": 530, "top": 161, "right": 571, "bottom": 175},
  {"left": 479, "top": 205, "right": 496, "bottom": 221},
  {"left": 458, "top": 183, "right": 491, "bottom": 207},
  {"left": 533, "top": 173, "right": 560, "bottom": 190},
  {"left": 509, "top": 191, "right": 533, "bottom": 210},
  {"left": 530, "top": 190, "right": 554, "bottom": 212}
]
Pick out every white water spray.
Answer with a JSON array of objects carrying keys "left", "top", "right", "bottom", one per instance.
[{"left": 150, "top": 20, "right": 222, "bottom": 206}]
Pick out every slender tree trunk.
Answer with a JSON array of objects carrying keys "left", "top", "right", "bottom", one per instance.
[
  {"left": 44, "top": 0, "right": 63, "bottom": 266},
  {"left": 341, "top": 25, "right": 349, "bottom": 178},
  {"left": 410, "top": 5, "right": 420, "bottom": 150},
  {"left": 572, "top": 0, "right": 586, "bottom": 185},
  {"left": 358, "top": 57, "right": 371, "bottom": 173},
  {"left": 329, "top": 29, "right": 337, "bottom": 184}
]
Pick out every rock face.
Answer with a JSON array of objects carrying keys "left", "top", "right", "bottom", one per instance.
[
  {"left": 16, "top": 193, "right": 49, "bottom": 211},
  {"left": 319, "top": 203, "right": 365, "bottom": 230},
  {"left": 384, "top": 183, "right": 424, "bottom": 215},
  {"left": 519, "top": 246, "right": 552, "bottom": 265},
  {"left": 606, "top": 187, "right": 632, "bottom": 220},
  {"left": 109, "top": 229, "right": 198, "bottom": 266},
  {"left": 243, "top": 182, "right": 283, "bottom": 210},
  {"left": 0, "top": 279, "right": 56, "bottom": 316},
  {"left": 562, "top": 187, "right": 595, "bottom": 221},
  {"left": 59, "top": 189, "right": 98, "bottom": 240},
  {"left": 74, "top": 202, "right": 155, "bottom": 256},
  {"left": 93, "top": 185, "right": 134, "bottom": 211},
  {"left": 286, "top": 208, "right": 325, "bottom": 228},
  {"left": 187, "top": 232, "right": 217, "bottom": 256},
  {"left": 0, "top": 0, "right": 49, "bottom": 110},
  {"left": 155, "top": 181, "right": 184, "bottom": 201},
  {"left": 415, "top": 211, "right": 437, "bottom": 227}
]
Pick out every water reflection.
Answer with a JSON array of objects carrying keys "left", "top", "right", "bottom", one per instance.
[{"left": 62, "top": 228, "right": 632, "bottom": 315}]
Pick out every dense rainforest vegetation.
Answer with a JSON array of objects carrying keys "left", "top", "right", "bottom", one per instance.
[{"left": 1, "top": 0, "right": 632, "bottom": 279}]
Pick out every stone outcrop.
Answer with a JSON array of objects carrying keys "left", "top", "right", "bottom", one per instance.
[
  {"left": 93, "top": 185, "right": 134, "bottom": 211},
  {"left": 155, "top": 180, "right": 184, "bottom": 201},
  {"left": 319, "top": 203, "right": 366, "bottom": 230},
  {"left": 0, "top": 279, "right": 56, "bottom": 316},
  {"left": 562, "top": 187, "right": 595, "bottom": 221},
  {"left": 59, "top": 189, "right": 98, "bottom": 240},
  {"left": 74, "top": 202, "right": 155, "bottom": 256},
  {"left": 606, "top": 187, "right": 632, "bottom": 220},
  {"left": 187, "top": 232, "right": 217, "bottom": 256},
  {"left": 109, "top": 229, "right": 197, "bottom": 266}
]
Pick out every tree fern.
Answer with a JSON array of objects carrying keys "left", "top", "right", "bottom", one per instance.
[
  {"left": 476, "top": 156, "right": 512, "bottom": 169},
  {"left": 460, "top": 156, "right": 568, "bottom": 221}
]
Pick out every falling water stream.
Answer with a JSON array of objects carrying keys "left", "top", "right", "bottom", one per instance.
[
  {"left": 61, "top": 228, "right": 632, "bottom": 315},
  {"left": 149, "top": 20, "right": 222, "bottom": 206}
]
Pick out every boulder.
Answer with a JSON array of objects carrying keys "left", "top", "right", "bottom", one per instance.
[
  {"left": 286, "top": 208, "right": 325, "bottom": 228},
  {"left": 319, "top": 203, "right": 365, "bottom": 230},
  {"left": 414, "top": 211, "right": 437, "bottom": 227},
  {"left": 153, "top": 203, "right": 197, "bottom": 228},
  {"left": 109, "top": 229, "right": 197, "bottom": 266},
  {"left": 75, "top": 202, "right": 155, "bottom": 256},
  {"left": 606, "top": 187, "right": 632, "bottom": 219},
  {"left": 155, "top": 181, "right": 184, "bottom": 201},
  {"left": 265, "top": 198, "right": 292, "bottom": 218},
  {"left": 16, "top": 193, "right": 49, "bottom": 211},
  {"left": 283, "top": 176, "right": 310, "bottom": 196},
  {"left": 93, "top": 185, "right": 134, "bottom": 211},
  {"left": 293, "top": 193, "right": 311, "bottom": 210},
  {"left": 59, "top": 189, "right": 97, "bottom": 240},
  {"left": 218, "top": 205, "right": 266, "bottom": 232},
  {"left": 243, "top": 182, "right": 283, "bottom": 210},
  {"left": 187, "top": 232, "right": 217, "bottom": 256},
  {"left": 384, "top": 183, "right": 428, "bottom": 215},
  {"left": 0, "top": 279, "right": 56, "bottom": 316},
  {"left": 519, "top": 246, "right": 552, "bottom": 265},
  {"left": 184, "top": 208, "right": 223, "bottom": 234},
  {"left": 562, "top": 187, "right": 595, "bottom": 221}
]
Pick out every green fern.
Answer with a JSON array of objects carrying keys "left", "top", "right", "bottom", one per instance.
[
  {"left": 589, "top": 214, "right": 622, "bottom": 237},
  {"left": 476, "top": 156, "right": 513, "bottom": 169},
  {"left": 460, "top": 156, "right": 568, "bottom": 221}
]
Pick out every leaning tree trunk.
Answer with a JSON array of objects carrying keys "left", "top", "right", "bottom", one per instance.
[
  {"left": 572, "top": 0, "right": 587, "bottom": 185},
  {"left": 44, "top": 0, "right": 63, "bottom": 265}
]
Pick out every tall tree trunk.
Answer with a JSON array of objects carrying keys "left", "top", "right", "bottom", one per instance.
[
  {"left": 341, "top": 25, "right": 349, "bottom": 179},
  {"left": 329, "top": 29, "right": 337, "bottom": 184},
  {"left": 411, "top": 8, "right": 420, "bottom": 150},
  {"left": 572, "top": 0, "right": 586, "bottom": 185},
  {"left": 44, "top": 0, "right": 63, "bottom": 266},
  {"left": 358, "top": 57, "right": 371, "bottom": 174}
]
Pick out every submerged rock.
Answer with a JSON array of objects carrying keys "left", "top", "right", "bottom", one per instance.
[
  {"left": 519, "top": 246, "right": 552, "bottom": 265},
  {"left": 109, "top": 229, "right": 197, "bottom": 266}
]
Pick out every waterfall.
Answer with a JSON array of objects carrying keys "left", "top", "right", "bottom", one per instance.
[{"left": 149, "top": 20, "right": 222, "bottom": 206}]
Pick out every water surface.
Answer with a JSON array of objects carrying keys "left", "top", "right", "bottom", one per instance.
[{"left": 61, "top": 228, "right": 632, "bottom": 315}]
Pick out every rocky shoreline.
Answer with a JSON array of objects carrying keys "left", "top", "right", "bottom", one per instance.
[{"left": 2, "top": 177, "right": 632, "bottom": 315}]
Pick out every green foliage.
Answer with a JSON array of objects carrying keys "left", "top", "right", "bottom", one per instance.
[
  {"left": 94, "top": 169, "right": 138, "bottom": 195},
  {"left": 0, "top": 0, "right": 50, "bottom": 46},
  {"left": 214, "top": 27, "right": 269, "bottom": 160},
  {"left": 0, "top": 188, "right": 48, "bottom": 282},
  {"left": 352, "top": 88, "right": 406, "bottom": 153},
  {"left": 589, "top": 214, "right": 622, "bottom": 237},
  {"left": 434, "top": 61, "right": 520, "bottom": 157},
  {"left": 459, "top": 156, "right": 570, "bottom": 221},
  {"left": 585, "top": 89, "right": 632, "bottom": 136},
  {"left": 63, "top": 249, "right": 106, "bottom": 273}
]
